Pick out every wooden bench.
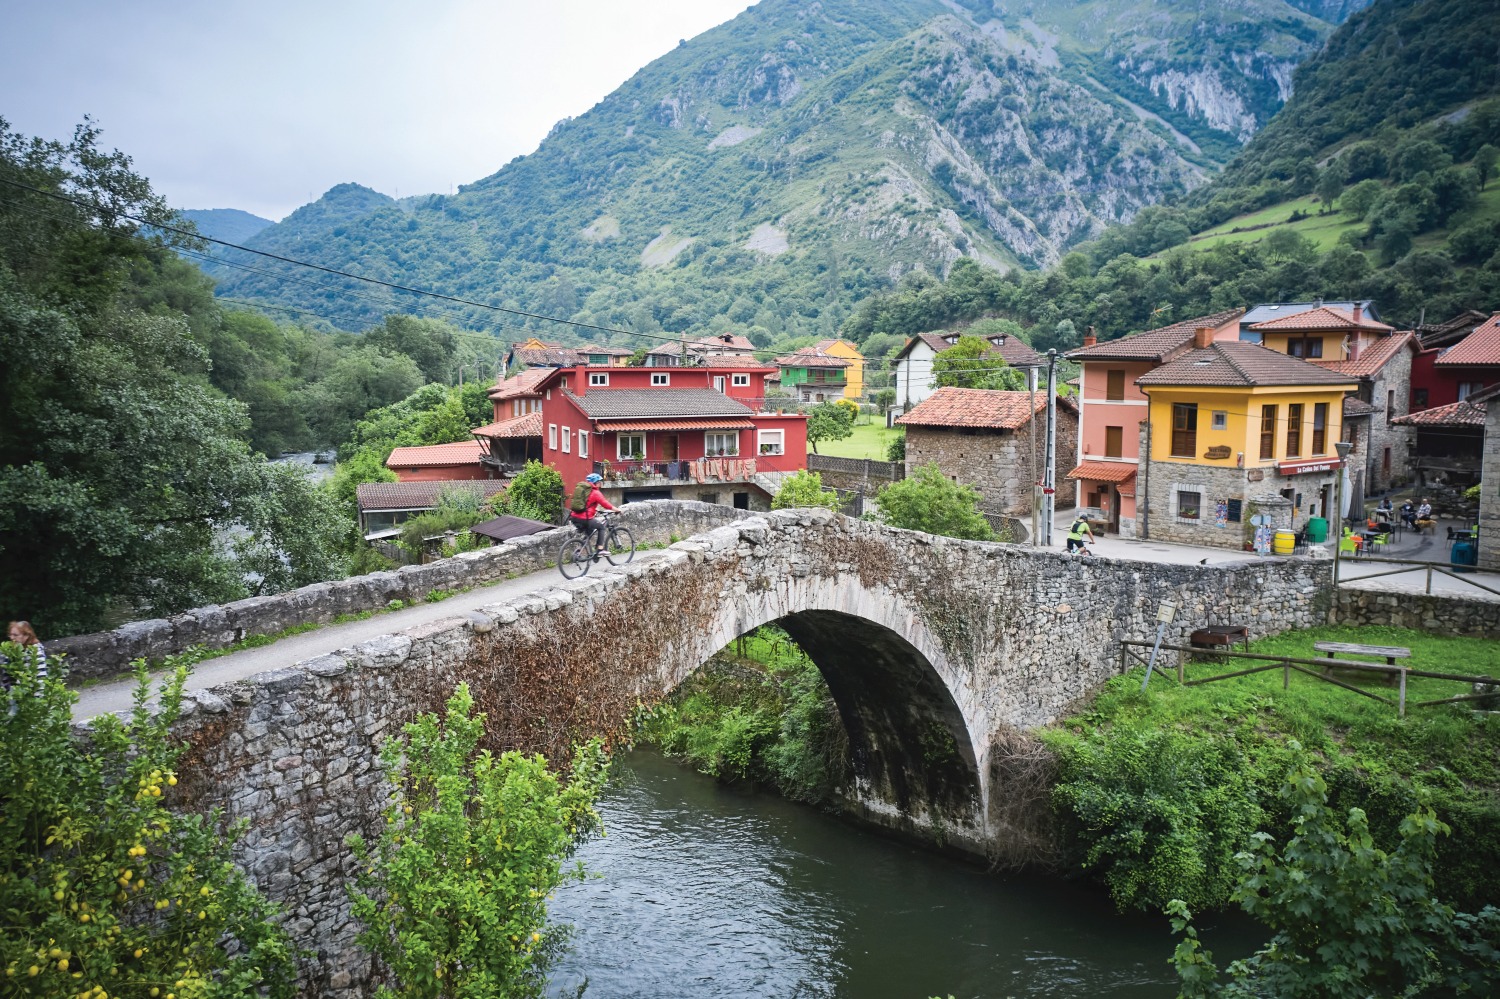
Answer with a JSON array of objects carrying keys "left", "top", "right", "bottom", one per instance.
[{"left": 1314, "top": 641, "right": 1411, "bottom": 686}]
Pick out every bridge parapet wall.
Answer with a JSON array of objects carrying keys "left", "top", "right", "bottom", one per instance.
[
  {"left": 103, "top": 510, "right": 1333, "bottom": 996},
  {"left": 52, "top": 501, "right": 749, "bottom": 682}
]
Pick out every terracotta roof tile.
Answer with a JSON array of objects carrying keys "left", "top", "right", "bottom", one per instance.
[
  {"left": 1435, "top": 313, "right": 1500, "bottom": 367},
  {"left": 1248, "top": 305, "right": 1393, "bottom": 333},
  {"left": 1067, "top": 460, "right": 1137, "bottom": 483},
  {"left": 895, "top": 331, "right": 1043, "bottom": 367},
  {"left": 512, "top": 345, "right": 584, "bottom": 367},
  {"left": 1391, "top": 398, "right": 1488, "bottom": 427},
  {"left": 1065, "top": 308, "right": 1246, "bottom": 362},
  {"left": 487, "top": 367, "right": 551, "bottom": 401},
  {"left": 1342, "top": 397, "right": 1377, "bottom": 417},
  {"left": 1136, "top": 342, "right": 1360, "bottom": 388},
  {"left": 356, "top": 480, "right": 506, "bottom": 511},
  {"left": 473, "top": 412, "right": 542, "bottom": 439},
  {"left": 895, "top": 387, "right": 1072, "bottom": 430},
  {"left": 385, "top": 441, "right": 486, "bottom": 469},
  {"left": 775, "top": 350, "right": 851, "bottom": 368},
  {"left": 1311, "top": 332, "right": 1417, "bottom": 378}
]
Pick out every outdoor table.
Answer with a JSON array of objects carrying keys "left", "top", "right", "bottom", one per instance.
[{"left": 1313, "top": 641, "right": 1411, "bottom": 686}]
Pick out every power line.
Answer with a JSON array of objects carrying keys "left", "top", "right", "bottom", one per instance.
[{"left": 0, "top": 177, "right": 686, "bottom": 346}]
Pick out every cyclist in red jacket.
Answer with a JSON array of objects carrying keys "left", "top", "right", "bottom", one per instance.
[{"left": 568, "top": 472, "right": 617, "bottom": 558}]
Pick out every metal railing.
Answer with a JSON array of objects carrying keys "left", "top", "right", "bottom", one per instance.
[
  {"left": 1337, "top": 552, "right": 1500, "bottom": 598},
  {"left": 592, "top": 457, "right": 760, "bottom": 484},
  {"left": 807, "top": 454, "right": 904, "bottom": 480}
]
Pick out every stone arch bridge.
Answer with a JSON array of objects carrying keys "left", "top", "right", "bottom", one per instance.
[{"left": 141, "top": 505, "right": 1325, "bottom": 995}]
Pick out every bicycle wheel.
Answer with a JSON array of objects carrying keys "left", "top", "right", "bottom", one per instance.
[
  {"left": 604, "top": 526, "right": 635, "bottom": 565},
  {"left": 559, "top": 536, "right": 592, "bottom": 578}
]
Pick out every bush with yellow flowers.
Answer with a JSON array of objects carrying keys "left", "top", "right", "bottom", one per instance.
[
  {"left": 0, "top": 647, "right": 296, "bottom": 998},
  {"left": 347, "top": 683, "right": 607, "bottom": 999}
]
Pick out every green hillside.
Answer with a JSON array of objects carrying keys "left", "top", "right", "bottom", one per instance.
[{"left": 202, "top": 0, "right": 1347, "bottom": 343}]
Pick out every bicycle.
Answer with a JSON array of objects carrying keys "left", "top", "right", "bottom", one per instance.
[{"left": 558, "top": 512, "right": 635, "bottom": 579}]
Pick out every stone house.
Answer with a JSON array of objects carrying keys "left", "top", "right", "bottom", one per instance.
[
  {"left": 1135, "top": 330, "right": 1358, "bottom": 549},
  {"left": 1480, "top": 395, "right": 1499, "bottom": 572},
  {"left": 895, "top": 387, "right": 1078, "bottom": 518}
]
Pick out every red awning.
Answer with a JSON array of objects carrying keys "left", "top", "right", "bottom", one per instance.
[
  {"left": 597, "top": 418, "right": 755, "bottom": 432},
  {"left": 1276, "top": 457, "right": 1341, "bottom": 475},
  {"left": 1066, "top": 461, "right": 1138, "bottom": 483}
]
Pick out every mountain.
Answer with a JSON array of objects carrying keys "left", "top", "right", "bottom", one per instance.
[
  {"left": 203, "top": 0, "right": 1357, "bottom": 342},
  {"left": 179, "top": 207, "right": 275, "bottom": 245}
]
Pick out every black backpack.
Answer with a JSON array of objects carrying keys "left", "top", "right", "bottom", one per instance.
[{"left": 569, "top": 481, "right": 591, "bottom": 514}]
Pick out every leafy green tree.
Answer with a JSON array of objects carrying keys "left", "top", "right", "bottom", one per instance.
[
  {"left": 1315, "top": 160, "right": 1347, "bottom": 213},
  {"left": 805, "top": 402, "right": 854, "bottom": 454},
  {"left": 875, "top": 464, "right": 993, "bottom": 540},
  {"left": 347, "top": 684, "right": 607, "bottom": 999},
  {"left": 505, "top": 460, "right": 564, "bottom": 523},
  {"left": 1475, "top": 143, "right": 1499, "bottom": 190},
  {"left": 1341, "top": 178, "right": 1384, "bottom": 220},
  {"left": 307, "top": 345, "right": 425, "bottom": 448},
  {"left": 364, "top": 314, "right": 460, "bottom": 384},
  {"left": 233, "top": 462, "right": 351, "bottom": 594},
  {"left": 0, "top": 651, "right": 297, "bottom": 996},
  {"left": 327, "top": 447, "right": 399, "bottom": 511},
  {"left": 886, "top": 430, "right": 906, "bottom": 464},
  {"left": 772, "top": 470, "right": 843, "bottom": 512},
  {"left": 931, "top": 335, "right": 1025, "bottom": 390},
  {"left": 1170, "top": 759, "right": 1500, "bottom": 998}
]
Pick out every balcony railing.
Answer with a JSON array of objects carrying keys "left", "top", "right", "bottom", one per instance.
[{"left": 593, "top": 456, "right": 760, "bottom": 484}]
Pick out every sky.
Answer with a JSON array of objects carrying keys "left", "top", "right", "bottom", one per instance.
[{"left": 2, "top": 0, "right": 755, "bottom": 221}]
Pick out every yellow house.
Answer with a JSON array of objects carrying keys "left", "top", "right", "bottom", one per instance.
[
  {"left": 812, "top": 338, "right": 866, "bottom": 399},
  {"left": 1135, "top": 333, "right": 1358, "bottom": 549}
]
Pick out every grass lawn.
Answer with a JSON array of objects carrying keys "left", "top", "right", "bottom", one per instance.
[{"left": 812, "top": 419, "right": 900, "bottom": 460}]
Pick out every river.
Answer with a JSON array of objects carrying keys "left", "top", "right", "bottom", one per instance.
[{"left": 547, "top": 750, "right": 1257, "bottom": 999}]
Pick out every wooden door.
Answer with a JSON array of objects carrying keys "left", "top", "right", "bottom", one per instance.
[{"left": 661, "top": 435, "right": 679, "bottom": 461}]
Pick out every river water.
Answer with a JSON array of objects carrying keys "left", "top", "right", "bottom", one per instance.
[{"left": 548, "top": 750, "right": 1256, "bottom": 999}]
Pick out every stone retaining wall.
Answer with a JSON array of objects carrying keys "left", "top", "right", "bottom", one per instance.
[
  {"left": 51, "top": 501, "right": 750, "bottom": 681},
  {"left": 1336, "top": 586, "right": 1500, "bottom": 639}
]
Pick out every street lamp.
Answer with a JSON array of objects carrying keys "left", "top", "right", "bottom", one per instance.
[{"left": 1331, "top": 440, "right": 1353, "bottom": 597}]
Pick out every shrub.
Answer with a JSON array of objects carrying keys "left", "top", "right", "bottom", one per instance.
[
  {"left": 875, "top": 463, "right": 993, "bottom": 540},
  {"left": 772, "top": 470, "right": 843, "bottom": 512},
  {"left": 506, "top": 460, "right": 564, "bottom": 522},
  {"left": 347, "top": 684, "right": 607, "bottom": 999},
  {"left": 0, "top": 649, "right": 296, "bottom": 997}
]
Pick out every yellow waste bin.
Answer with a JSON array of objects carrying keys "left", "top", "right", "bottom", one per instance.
[{"left": 1273, "top": 530, "right": 1295, "bottom": 555}]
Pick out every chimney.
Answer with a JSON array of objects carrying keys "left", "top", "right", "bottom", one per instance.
[
  {"left": 1194, "top": 326, "right": 1213, "bottom": 349},
  {"left": 1348, "top": 337, "right": 1360, "bottom": 362},
  {"left": 573, "top": 363, "right": 588, "bottom": 395},
  {"left": 1351, "top": 303, "right": 1363, "bottom": 326},
  {"left": 1082, "top": 325, "right": 1097, "bottom": 348}
]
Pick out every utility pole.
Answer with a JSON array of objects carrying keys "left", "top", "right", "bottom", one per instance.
[
  {"left": 1331, "top": 439, "right": 1353, "bottom": 609},
  {"left": 1042, "top": 349, "right": 1058, "bottom": 546},
  {"left": 1028, "top": 364, "right": 1039, "bottom": 545}
]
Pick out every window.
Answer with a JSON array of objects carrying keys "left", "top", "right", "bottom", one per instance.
[
  {"left": 617, "top": 434, "right": 645, "bottom": 459},
  {"left": 1212, "top": 411, "right": 1227, "bottom": 431},
  {"left": 1383, "top": 447, "right": 1391, "bottom": 474},
  {"left": 714, "top": 376, "right": 727, "bottom": 393},
  {"left": 1458, "top": 382, "right": 1481, "bottom": 401},
  {"left": 561, "top": 426, "right": 570, "bottom": 453},
  {"left": 651, "top": 373, "right": 670, "bottom": 386},
  {"left": 1413, "top": 388, "right": 1429, "bottom": 410},
  {"left": 1106, "top": 370, "right": 1125, "bottom": 401},
  {"left": 1177, "top": 490, "right": 1202, "bottom": 522},
  {"left": 1104, "top": 426, "right": 1123, "bottom": 458},
  {"left": 578, "top": 429, "right": 588, "bottom": 459},
  {"left": 1259, "top": 405, "right": 1277, "bottom": 460},
  {"left": 589, "top": 372, "right": 609, "bottom": 387},
  {"left": 1311, "top": 403, "right": 1327, "bottom": 454},
  {"left": 548, "top": 423, "right": 558, "bottom": 450},
  {"left": 705, "top": 431, "right": 739, "bottom": 456},
  {"left": 1286, "top": 404, "right": 1303, "bottom": 458},
  {"left": 758, "top": 429, "right": 784, "bottom": 455},
  {"left": 1171, "top": 403, "right": 1197, "bottom": 457},
  {"left": 732, "top": 373, "right": 750, "bottom": 387},
  {"left": 1288, "top": 338, "right": 1323, "bottom": 358},
  {"left": 1387, "top": 389, "right": 1396, "bottom": 422},
  {"left": 699, "top": 492, "right": 719, "bottom": 505}
]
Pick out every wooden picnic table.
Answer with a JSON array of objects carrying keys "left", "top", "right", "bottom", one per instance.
[{"left": 1314, "top": 641, "right": 1411, "bottom": 686}]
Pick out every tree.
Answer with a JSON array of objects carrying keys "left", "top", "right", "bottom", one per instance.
[
  {"left": 931, "top": 335, "right": 1025, "bottom": 390},
  {"left": 805, "top": 402, "right": 854, "bottom": 454},
  {"left": 233, "top": 461, "right": 351, "bottom": 595},
  {"left": 364, "top": 314, "right": 460, "bottom": 384},
  {"left": 874, "top": 464, "right": 994, "bottom": 540},
  {"left": 505, "top": 460, "right": 564, "bottom": 523},
  {"left": 1170, "top": 758, "right": 1500, "bottom": 998},
  {"left": 0, "top": 651, "right": 296, "bottom": 996},
  {"left": 772, "top": 470, "right": 843, "bottom": 512},
  {"left": 1341, "top": 179, "right": 1384, "bottom": 220},
  {"left": 1475, "top": 144, "right": 1499, "bottom": 190},
  {"left": 347, "top": 684, "right": 607, "bottom": 999},
  {"left": 1315, "top": 160, "right": 1347, "bottom": 213}
]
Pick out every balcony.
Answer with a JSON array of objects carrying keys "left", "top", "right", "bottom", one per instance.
[{"left": 592, "top": 456, "right": 761, "bottom": 486}]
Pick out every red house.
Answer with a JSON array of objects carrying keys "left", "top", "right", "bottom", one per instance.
[
  {"left": 1411, "top": 312, "right": 1500, "bottom": 412},
  {"left": 535, "top": 364, "right": 808, "bottom": 510}
]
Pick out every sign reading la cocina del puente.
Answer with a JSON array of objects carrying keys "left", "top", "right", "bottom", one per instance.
[{"left": 75, "top": 503, "right": 1332, "bottom": 996}]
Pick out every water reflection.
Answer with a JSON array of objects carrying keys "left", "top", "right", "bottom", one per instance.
[{"left": 549, "top": 751, "right": 1255, "bottom": 998}]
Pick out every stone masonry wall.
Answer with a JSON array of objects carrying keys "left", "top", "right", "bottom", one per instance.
[
  {"left": 1367, "top": 349, "right": 1416, "bottom": 493},
  {"left": 124, "top": 507, "right": 1335, "bottom": 997},
  {"left": 51, "top": 501, "right": 750, "bottom": 682},
  {"left": 905, "top": 409, "right": 1077, "bottom": 516},
  {"left": 1337, "top": 586, "right": 1500, "bottom": 639},
  {"left": 1480, "top": 404, "right": 1500, "bottom": 572}
]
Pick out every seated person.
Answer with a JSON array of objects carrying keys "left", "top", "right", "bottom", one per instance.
[
  {"left": 1375, "top": 497, "right": 1394, "bottom": 521},
  {"left": 1399, "top": 501, "right": 1417, "bottom": 528}
]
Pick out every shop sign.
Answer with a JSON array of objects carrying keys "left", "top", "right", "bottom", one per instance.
[
  {"left": 1203, "top": 445, "right": 1232, "bottom": 460},
  {"left": 1278, "top": 460, "right": 1337, "bottom": 475}
]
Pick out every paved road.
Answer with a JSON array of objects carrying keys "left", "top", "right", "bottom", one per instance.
[{"left": 71, "top": 553, "right": 664, "bottom": 721}]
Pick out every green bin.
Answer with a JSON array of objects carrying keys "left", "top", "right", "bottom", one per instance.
[{"left": 1306, "top": 517, "right": 1328, "bottom": 544}]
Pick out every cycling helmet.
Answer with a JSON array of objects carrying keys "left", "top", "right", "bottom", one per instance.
[{"left": 585, "top": 473, "right": 603, "bottom": 484}]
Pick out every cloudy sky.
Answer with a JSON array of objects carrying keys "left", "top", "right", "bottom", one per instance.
[{"left": 3, "top": 0, "right": 754, "bottom": 220}]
